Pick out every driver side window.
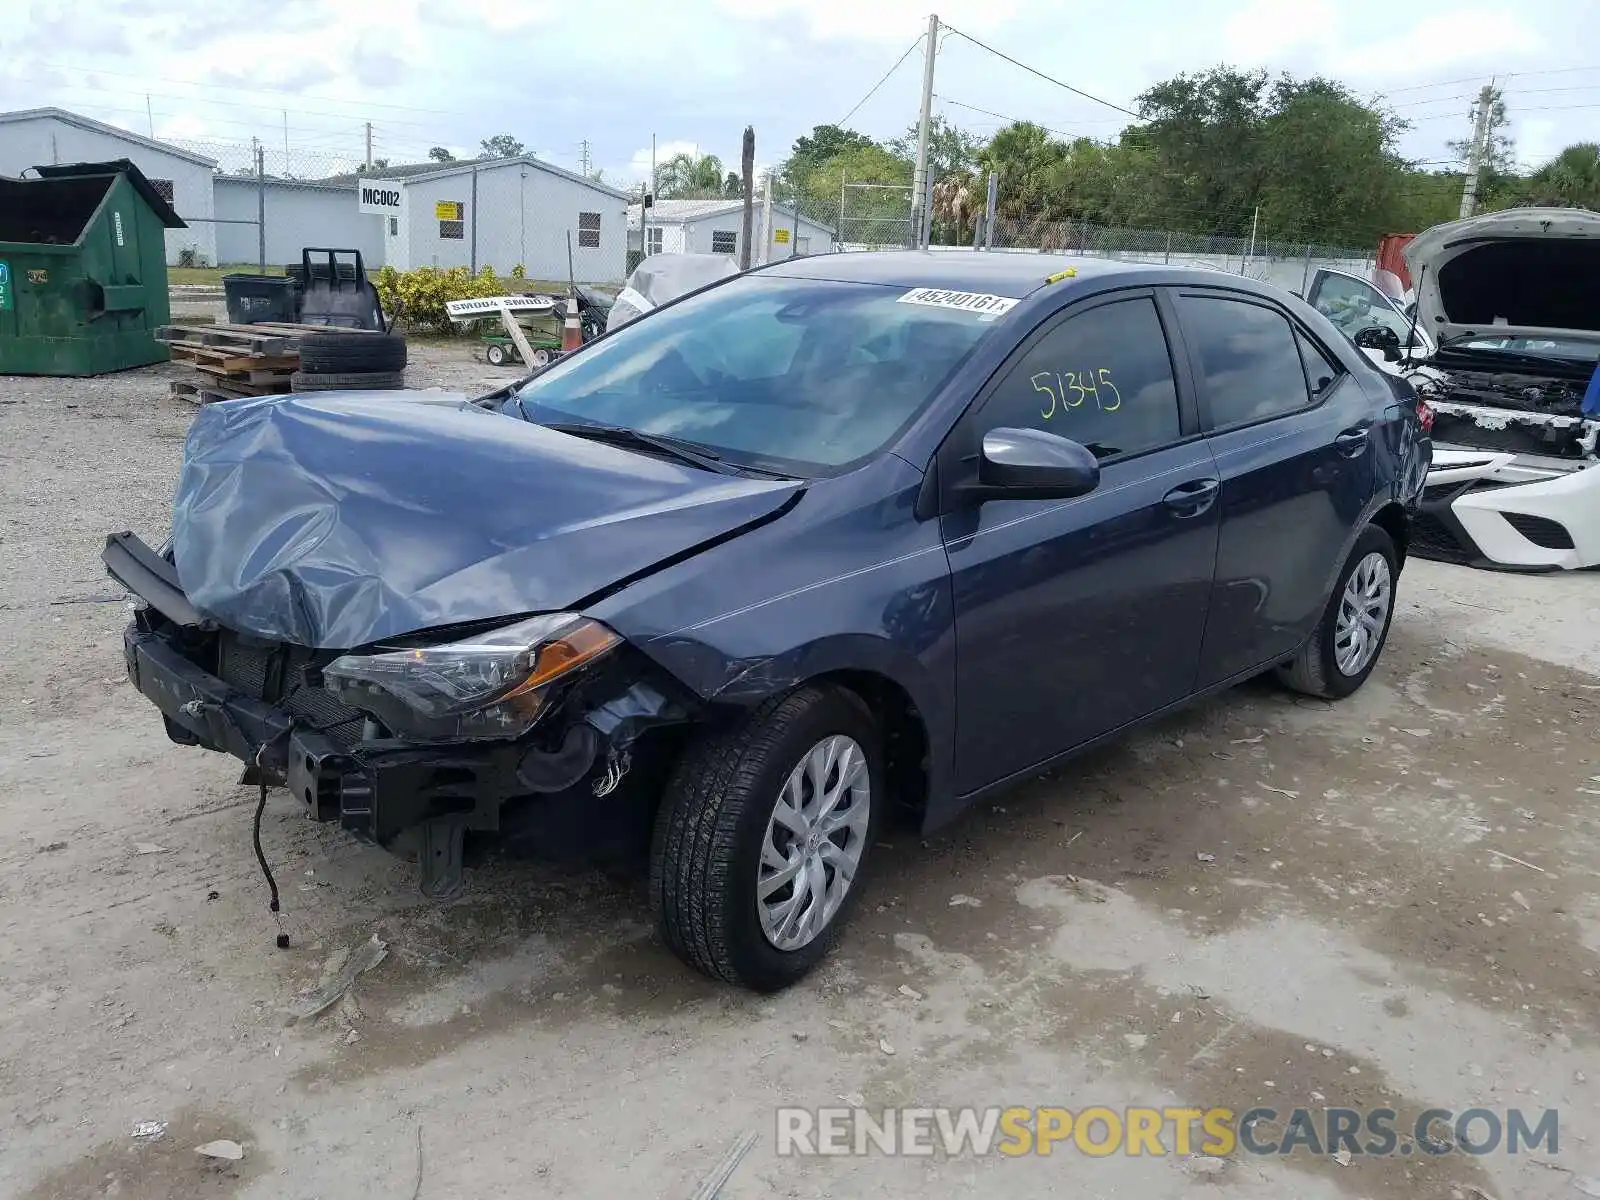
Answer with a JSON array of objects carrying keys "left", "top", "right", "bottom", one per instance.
[{"left": 979, "top": 296, "right": 1182, "bottom": 461}]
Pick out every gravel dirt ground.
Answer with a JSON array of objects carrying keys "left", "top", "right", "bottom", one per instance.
[{"left": 2, "top": 348, "right": 1598, "bottom": 1200}]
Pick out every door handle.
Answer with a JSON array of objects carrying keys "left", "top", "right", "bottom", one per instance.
[
  {"left": 1334, "top": 427, "right": 1369, "bottom": 457},
  {"left": 1162, "top": 478, "right": 1220, "bottom": 516}
]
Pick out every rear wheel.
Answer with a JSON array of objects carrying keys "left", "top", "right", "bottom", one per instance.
[
  {"left": 1277, "top": 525, "right": 1398, "bottom": 699},
  {"left": 529, "top": 347, "right": 552, "bottom": 369},
  {"left": 649, "top": 686, "right": 881, "bottom": 991},
  {"left": 485, "top": 343, "right": 508, "bottom": 366}
]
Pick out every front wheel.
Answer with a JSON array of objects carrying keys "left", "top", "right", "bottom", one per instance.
[
  {"left": 1277, "top": 525, "right": 1398, "bottom": 699},
  {"left": 485, "top": 343, "right": 508, "bottom": 366},
  {"left": 649, "top": 686, "right": 882, "bottom": 991}
]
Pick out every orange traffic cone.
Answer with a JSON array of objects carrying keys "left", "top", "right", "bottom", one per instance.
[{"left": 561, "top": 296, "right": 583, "bottom": 352}]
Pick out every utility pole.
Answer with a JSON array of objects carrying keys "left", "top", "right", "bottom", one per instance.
[
  {"left": 910, "top": 12, "right": 939, "bottom": 250},
  {"left": 578, "top": 139, "right": 592, "bottom": 176},
  {"left": 1459, "top": 82, "right": 1495, "bottom": 219},
  {"left": 760, "top": 171, "right": 774, "bottom": 265},
  {"left": 146, "top": 95, "right": 154, "bottom": 137},
  {"left": 282, "top": 111, "right": 290, "bottom": 173},
  {"left": 1244, "top": 203, "right": 1260, "bottom": 273},
  {"left": 365, "top": 121, "right": 373, "bottom": 171},
  {"left": 254, "top": 139, "right": 266, "bottom": 271}
]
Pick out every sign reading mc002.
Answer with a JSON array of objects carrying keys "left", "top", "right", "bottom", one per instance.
[{"left": 357, "top": 180, "right": 404, "bottom": 215}]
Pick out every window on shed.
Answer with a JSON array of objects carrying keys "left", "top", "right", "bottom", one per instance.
[
  {"left": 710, "top": 230, "right": 737, "bottom": 254},
  {"left": 578, "top": 211, "right": 601, "bottom": 248},
  {"left": 148, "top": 178, "right": 175, "bottom": 203},
  {"left": 646, "top": 226, "right": 663, "bottom": 254},
  {"left": 439, "top": 220, "right": 465, "bottom": 240}
]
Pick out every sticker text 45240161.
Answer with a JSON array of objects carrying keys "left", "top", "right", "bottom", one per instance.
[{"left": 1032, "top": 370, "right": 1122, "bottom": 419}]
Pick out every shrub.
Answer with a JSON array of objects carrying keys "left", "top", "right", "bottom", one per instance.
[
  {"left": 373, "top": 264, "right": 504, "bottom": 334},
  {"left": 510, "top": 263, "right": 527, "bottom": 280}
]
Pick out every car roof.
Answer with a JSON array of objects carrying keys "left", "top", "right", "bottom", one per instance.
[
  {"left": 758, "top": 251, "right": 1130, "bottom": 297},
  {"left": 758, "top": 250, "right": 1271, "bottom": 303}
]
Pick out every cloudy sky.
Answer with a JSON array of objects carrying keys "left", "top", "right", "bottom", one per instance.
[{"left": 5, "top": 0, "right": 1595, "bottom": 192}]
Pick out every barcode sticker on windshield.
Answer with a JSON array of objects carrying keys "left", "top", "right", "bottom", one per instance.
[{"left": 897, "top": 288, "right": 1018, "bottom": 317}]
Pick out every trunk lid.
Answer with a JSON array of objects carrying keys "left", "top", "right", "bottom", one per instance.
[{"left": 172, "top": 391, "right": 802, "bottom": 648}]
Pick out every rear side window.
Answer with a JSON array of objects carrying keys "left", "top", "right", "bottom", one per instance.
[
  {"left": 1178, "top": 296, "right": 1311, "bottom": 428},
  {"left": 1296, "top": 329, "right": 1341, "bottom": 396},
  {"left": 981, "top": 296, "right": 1181, "bottom": 461}
]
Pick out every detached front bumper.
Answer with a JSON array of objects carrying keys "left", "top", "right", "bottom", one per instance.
[
  {"left": 120, "top": 622, "right": 528, "bottom": 845},
  {"left": 1415, "top": 446, "right": 1600, "bottom": 571}
]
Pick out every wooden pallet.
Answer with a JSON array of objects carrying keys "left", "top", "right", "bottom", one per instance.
[
  {"left": 170, "top": 379, "right": 236, "bottom": 405},
  {"left": 155, "top": 324, "right": 293, "bottom": 355},
  {"left": 168, "top": 342, "right": 300, "bottom": 373}
]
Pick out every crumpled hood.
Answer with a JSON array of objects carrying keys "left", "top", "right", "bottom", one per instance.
[
  {"left": 1405, "top": 207, "right": 1600, "bottom": 344},
  {"left": 172, "top": 391, "right": 802, "bottom": 648}
]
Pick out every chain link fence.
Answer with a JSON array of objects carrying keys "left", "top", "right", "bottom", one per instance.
[{"left": 979, "top": 216, "right": 1375, "bottom": 294}]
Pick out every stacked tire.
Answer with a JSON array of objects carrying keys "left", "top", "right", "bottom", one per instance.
[{"left": 290, "top": 331, "right": 408, "bottom": 393}]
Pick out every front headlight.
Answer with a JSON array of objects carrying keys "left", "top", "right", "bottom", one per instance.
[{"left": 322, "top": 613, "right": 619, "bottom": 742}]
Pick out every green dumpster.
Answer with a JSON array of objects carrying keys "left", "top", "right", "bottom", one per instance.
[{"left": 0, "top": 159, "right": 184, "bottom": 376}]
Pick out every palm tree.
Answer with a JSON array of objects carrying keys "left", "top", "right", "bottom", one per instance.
[
  {"left": 655, "top": 152, "right": 727, "bottom": 199},
  {"left": 931, "top": 173, "right": 978, "bottom": 243},
  {"left": 1522, "top": 143, "right": 1600, "bottom": 209}
]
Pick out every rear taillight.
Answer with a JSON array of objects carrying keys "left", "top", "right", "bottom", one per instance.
[{"left": 1416, "top": 400, "right": 1434, "bottom": 433}]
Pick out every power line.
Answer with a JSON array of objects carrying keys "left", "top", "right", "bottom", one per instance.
[
  {"left": 940, "top": 23, "right": 1142, "bottom": 120},
  {"left": 837, "top": 36, "right": 923, "bottom": 127},
  {"left": 934, "top": 96, "right": 1082, "bottom": 141}
]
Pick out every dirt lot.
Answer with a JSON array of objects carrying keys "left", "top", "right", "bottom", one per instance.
[{"left": 2, "top": 348, "right": 1598, "bottom": 1200}]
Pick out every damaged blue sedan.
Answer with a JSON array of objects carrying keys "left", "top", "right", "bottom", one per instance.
[{"left": 106, "top": 253, "right": 1430, "bottom": 990}]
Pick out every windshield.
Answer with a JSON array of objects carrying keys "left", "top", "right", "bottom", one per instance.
[
  {"left": 1446, "top": 333, "right": 1600, "bottom": 361},
  {"left": 1312, "top": 273, "right": 1414, "bottom": 344},
  {"left": 512, "top": 275, "right": 999, "bottom": 474}
]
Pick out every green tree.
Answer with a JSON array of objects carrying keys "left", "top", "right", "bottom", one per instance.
[
  {"left": 782, "top": 124, "right": 879, "bottom": 184},
  {"left": 479, "top": 133, "right": 525, "bottom": 159},
  {"left": 889, "top": 115, "right": 984, "bottom": 179},
  {"left": 427, "top": 146, "right": 456, "bottom": 163},
  {"left": 979, "top": 121, "right": 1070, "bottom": 220},
  {"left": 1520, "top": 142, "right": 1600, "bottom": 208},
  {"left": 655, "top": 152, "right": 726, "bottom": 198},
  {"left": 791, "top": 143, "right": 913, "bottom": 245}
]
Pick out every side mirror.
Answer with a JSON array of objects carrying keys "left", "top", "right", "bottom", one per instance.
[
  {"left": 1354, "top": 325, "right": 1402, "bottom": 362},
  {"left": 968, "top": 427, "right": 1100, "bottom": 502}
]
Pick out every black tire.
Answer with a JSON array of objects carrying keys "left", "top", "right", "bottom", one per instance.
[
  {"left": 649, "top": 685, "right": 883, "bottom": 991},
  {"left": 528, "top": 347, "right": 552, "bottom": 368},
  {"left": 486, "top": 343, "right": 509, "bottom": 366},
  {"left": 1277, "top": 525, "right": 1398, "bottom": 700},
  {"left": 297, "top": 331, "right": 407, "bottom": 374},
  {"left": 290, "top": 370, "right": 406, "bottom": 392}
]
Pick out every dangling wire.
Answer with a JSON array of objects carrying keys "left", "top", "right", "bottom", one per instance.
[{"left": 251, "top": 743, "right": 290, "bottom": 949}]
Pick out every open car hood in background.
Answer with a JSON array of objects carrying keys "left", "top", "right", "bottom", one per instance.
[
  {"left": 171, "top": 392, "right": 801, "bottom": 649},
  {"left": 1405, "top": 207, "right": 1600, "bottom": 345}
]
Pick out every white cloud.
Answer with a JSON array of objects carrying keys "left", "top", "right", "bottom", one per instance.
[
  {"left": 455, "top": 0, "right": 549, "bottom": 30},
  {"left": 710, "top": 0, "right": 1020, "bottom": 42},
  {"left": 1222, "top": 0, "right": 1340, "bottom": 62},
  {"left": 630, "top": 140, "right": 702, "bottom": 178},
  {"left": 1325, "top": 11, "right": 1544, "bottom": 80}
]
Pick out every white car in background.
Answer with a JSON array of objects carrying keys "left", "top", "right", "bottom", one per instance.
[{"left": 1306, "top": 209, "right": 1600, "bottom": 572}]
